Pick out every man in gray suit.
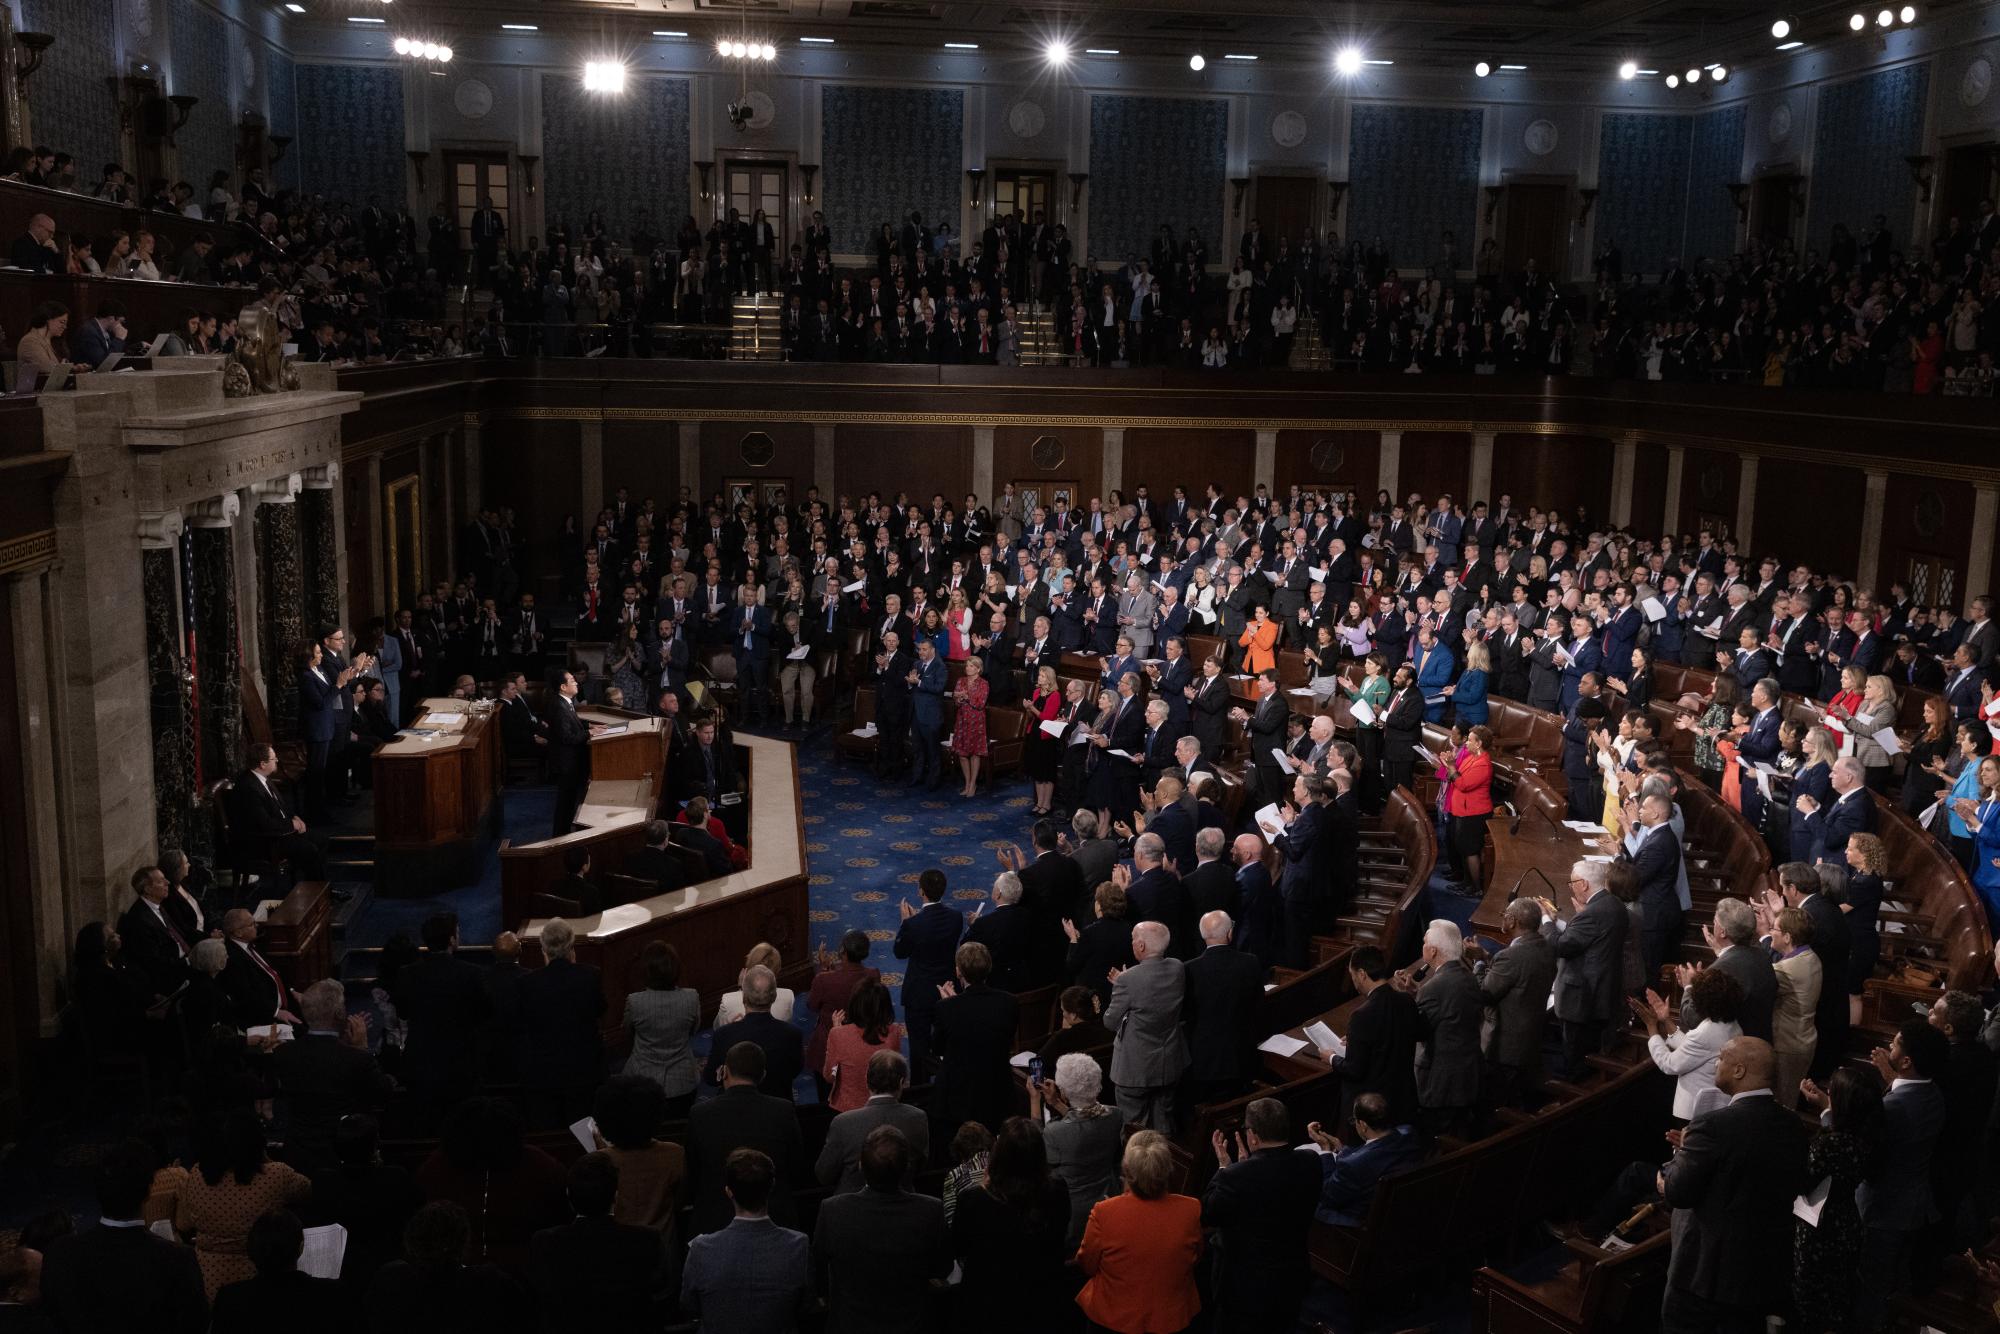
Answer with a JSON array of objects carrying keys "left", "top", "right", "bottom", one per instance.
[
  {"left": 1104, "top": 920, "right": 1187, "bottom": 1130},
  {"left": 1678, "top": 897, "right": 1775, "bottom": 1042},
  {"left": 815, "top": 1052, "right": 931, "bottom": 1193},
  {"left": 1117, "top": 573, "right": 1157, "bottom": 655},
  {"left": 1068, "top": 810, "right": 1120, "bottom": 889},
  {"left": 1407, "top": 920, "right": 1484, "bottom": 1135},
  {"left": 1479, "top": 898, "right": 1556, "bottom": 1109},
  {"left": 1539, "top": 858, "right": 1629, "bottom": 1078}
]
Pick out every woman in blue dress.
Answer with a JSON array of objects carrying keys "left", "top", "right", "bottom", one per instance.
[{"left": 1955, "top": 753, "right": 2000, "bottom": 935}]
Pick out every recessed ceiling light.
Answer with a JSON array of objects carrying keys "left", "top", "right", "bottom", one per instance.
[
  {"left": 1618, "top": 60, "right": 1638, "bottom": 79},
  {"left": 1711, "top": 64, "right": 1728, "bottom": 80},
  {"left": 1334, "top": 47, "right": 1363, "bottom": 75},
  {"left": 1665, "top": 73, "right": 1680, "bottom": 87},
  {"left": 1637, "top": 68, "right": 1659, "bottom": 74},
  {"left": 346, "top": 17, "right": 384, "bottom": 23},
  {"left": 1499, "top": 63, "right": 1526, "bottom": 70},
  {"left": 1900, "top": 4, "right": 1917, "bottom": 20},
  {"left": 1189, "top": 52, "right": 1205, "bottom": 70},
  {"left": 1223, "top": 53, "right": 1257, "bottom": 61},
  {"left": 1849, "top": 12, "right": 1867, "bottom": 30},
  {"left": 1771, "top": 18, "right": 1792, "bottom": 39},
  {"left": 944, "top": 41, "right": 978, "bottom": 49},
  {"left": 652, "top": 30, "right": 687, "bottom": 37},
  {"left": 1084, "top": 48, "right": 1118, "bottom": 55},
  {"left": 1045, "top": 40, "right": 1070, "bottom": 64},
  {"left": 283, "top": 3, "right": 303, "bottom": 11},
  {"left": 799, "top": 36, "right": 834, "bottom": 43},
  {"left": 1474, "top": 61, "right": 1491, "bottom": 76},
  {"left": 501, "top": 23, "right": 536, "bottom": 30},
  {"left": 1776, "top": 40, "right": 1804, "bottom": 48}
]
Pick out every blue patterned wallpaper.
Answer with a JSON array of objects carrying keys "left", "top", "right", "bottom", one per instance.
[
  {"left": 1087, "top": 94, "right": 1227, "bottom": 266},
  {"left": 1347, "top": 105, "right": 1483, "bottom": 270},
  {"left": 1685, "top": 106, "right": 1746, "bottom": 264},
  {"left": 168, "top": 0, "right": 234, "bottom": 194},
  {"left": 267, "top": 48, "right": 299, "bottom": 195},
  {"left": 539, "top": 74, "right": 691, "bottom": 246},
  {"left": 821, "top": 85, "right": 965, "bottom": 256},
  {"left": 295, "top": 64, "right": 405, "bottom": 207},
  {"left": 1807, "top": 63, "right": 1931, "bottom": 253},
  {"left": 20, "top": 0, "right": 123, "bottom": 179},
  {"left": 1596, "top": 113, "right": 1692, "bottom": 273}
]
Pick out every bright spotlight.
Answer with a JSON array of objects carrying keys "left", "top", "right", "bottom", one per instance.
[
  {"left": 1900, "top": 4, "right": 1916, "bottom": 19},
  {"left": 1189, "top": 53, "right": 1205, "bottom": 70},
  {"left": 1618, "top": 59, "right": 1639, "bottom": 79},
  {"left": 1849, "top": 11, "right": 1867, "bottom": 28},
  {"left": 393, "top": 36, "right": 410, "bottom": 52},
  {"left": 1474, "top": 61, "right": 1490, "bottom": 76},
  {"left": 583, "top": 59, "right": 625, "bottom": 92},
  {"left": 1876, "top": 8, "right": 1893, "bottom": 24},
  {"left": 761, "top": 43, "right": 776, "bottom": 59},
  {"left": 1770, "top": 17, "right": 1792, "bottom": 38},
  {"left": 439, "top": 45, "right": 451, "bottom": 60},
  {"left": 1334, "top": 46, "right": 1364, "bottom": 75},
  {"left": 1665, "top": 73, "right": 1680, "bottom": 87},
  {"left": 1711, "top": 64, "right": 1727, "bottom": 80},
  {"left": 1686, "top": 66, "right": 1701, "bottom": 82},
  {"left": 1046, "top": 40, "right": 1070, "bottom": 66}
]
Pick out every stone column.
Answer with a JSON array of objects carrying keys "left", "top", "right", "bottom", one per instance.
[
  {"left": 230, "top": 487, "right": 262, "bottom": 698},
  {"left": 971, "top": 426, "right": 995, "bottom": 502},
  {"left": 1662, "top": 446, "right": 1686, "bottom": 536},
  {"left": 812, "top": 424, "right": 836, "bottom": 500},
  {"left": 461, "top": 421, "right": 483, "bottom": 519},
  {"left": 579, "top": 419, "right": 605, "bottom": 516},
  {"left": 363, "top": 453, "right": 385, "bottom": 617},
  {"left": 679, "top": 421, "right": 703, "bottom": 501},
  {"left": 298, "top": 465, "right": 344, "bottom": 636},
  {"left": 140, "top": 515, "right": 202, "bottom": 856},
  {"left": 1608, "top": 435, "right": 1637, "bottom": 530},
  {"left": 1253, "top": 429, "right": 1277, "bottom": 493},
  {"left": 1467, "top": 430, "right": 1495, "bottom": 507},
  {"left": 188, "top": 495, "right": 245, "bottom": 786},
  {"left": 1378, "top": 431, "right": 1402, "bottom": 503},
  {"left": 1734, "top": 456, "right": 1759, "bottom": 552},
  {"left": 1854, "top": 469, "right": 1890, "bottom": 595},
  {"left": 1970, "top": 485, "right": 2000, "bottom": 606},
  {"left": 9, "top": 562, "right": 77, "bottom": 1028},
  {"left": 252, "top": 473, "right": 305, "bottom": 742},
  {"left": 1101, "top": 427, "right": 1124, "bottom": 497}
]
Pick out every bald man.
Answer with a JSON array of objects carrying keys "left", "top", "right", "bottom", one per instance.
[
  {"left": 218, "top": 907, "right": 296, "bottom": 1028},
  {"left": 1659, "top": 1037, "right": 1811, "bottom": 1334},
  {"left": 1231, "top": 834, "right": 1279, "bottom": 969},
  {"left": 1182, "top": 910, "right": 1266, "bottom": 1107}
]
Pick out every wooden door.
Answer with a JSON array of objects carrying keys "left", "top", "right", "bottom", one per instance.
[
  {"left": 446, "top": 152, "right": 510, "bottom": 249},
  {"left": 1942, "top": 144, "right": 1997, "bottom": 232},
  {"left": 725, "top": 161, "right": 786, "bottom": 245},
  {"left": 1751, "top": 175, "right": 1798, "bottom": 248},
  {"left": 1502, "top": 183, "right": 1569, "bottom": 278},
  {"left": 1253, "top": 175, "right": 1318, "bottom": 251},
  {"left": 993, "top": 171, "right": 1053, "bottom": 227}
]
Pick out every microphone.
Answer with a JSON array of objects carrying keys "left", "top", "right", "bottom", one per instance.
[{"left": 1510, "top": 864, "right": 1559, "bottom": 911}]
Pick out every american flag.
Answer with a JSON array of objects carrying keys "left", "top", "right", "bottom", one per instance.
[{"left": 180, "top": 527, "right": 202, "bottom": 790}]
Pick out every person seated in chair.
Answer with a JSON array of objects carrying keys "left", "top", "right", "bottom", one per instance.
[
  {"left": 672, "top": 796, "right": 738, "bottom": 877},
  {"left": 550, "top": 846, "right": 603, "bottom": 915},
  {"left": 1306, "top": 1091, "right": 1425, "bottom": 1225},
  {"left": 623, "top": 819, "right": 692, "bottom": 895},
  {"left": 225, "top": 743, "right": 328, "bottom": 880}
]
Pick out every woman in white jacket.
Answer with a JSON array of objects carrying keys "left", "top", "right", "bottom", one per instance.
[{"left": 1631, "top": 967, "right": 1744, "bottom": 1120}]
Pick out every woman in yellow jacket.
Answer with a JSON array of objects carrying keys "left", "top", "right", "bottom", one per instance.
[{"left": 1236, "top": 603, "right": 1279, "bottom": 675}]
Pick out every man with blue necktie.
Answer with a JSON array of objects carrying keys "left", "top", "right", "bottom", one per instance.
[
  {"left": 1599, "top": 584, "right": 1641, "bottom": 682},
  {"left": 1412, "top": 626, "right": 1455, "bottom": 724},
  {"left": 907, "top": 638, "right": 947, "bottom": 789},
  {"left": 1148, "top": 636, "right": 1195, "bottom": 726},
  {"left": 1100, "top": 635, "right": 1141, "bottom": 692},
  {"left": 1557, "top": 613, "right": 1600, "bottom": 714},
  {"left": 732, "top": 584, "right": 772, "bottom": 727}
]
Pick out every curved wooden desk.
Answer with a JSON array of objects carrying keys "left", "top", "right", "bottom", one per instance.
[
  {"left": 520, "top": 734, "right": 808, "bottom": 1034},
  {"left": 372, "top": 698, "right": 505, "bottom": 893}
]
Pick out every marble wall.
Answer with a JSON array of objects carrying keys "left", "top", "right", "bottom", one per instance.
[
  {"left": 1807, "top": 63, "right": 1932, "bottom": 251},
  {"left": 820, "top": 85, "right": 965, "bottom": 256},
  {"left": 295, "top": 63, "right": 406, "bottom": 205},
  {"left": 1087, "top": 94, "right": 1228, "bottom": 265},
  {"left": 540, "top": 73, "right": 691, "bottom": 246},
  {"left": 1346, "top": 105, "right": 1484, "bottom": 268}
]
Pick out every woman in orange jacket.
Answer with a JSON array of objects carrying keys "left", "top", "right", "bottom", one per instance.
[
  {"left": 1236, "top": 604, "right": 1280, "bottom": 675},
  {"left": 1074, "top": 1130, "right": 1203, "bottom": 1334}
]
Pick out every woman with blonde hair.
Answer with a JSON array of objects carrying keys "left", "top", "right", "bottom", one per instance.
[
  {"left": 1073, "top": 1129, "right": 1203, "bottom": 1334},
  {"left": 713, "top": 941, "right": 795, "bottom": 1024},
  {"left": 1835, "top": 674, "right": 1901, "bottom": 792},
  {"left": 1841, "top": 831, "right": 1888, "bottom": 1021}
]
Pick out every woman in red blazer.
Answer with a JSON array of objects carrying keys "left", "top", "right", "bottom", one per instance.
[
  {"left": 1443, "top": 723, "right": 1495, "bottom": 887},
  {"left": 1074, "top": 1130, "right": 1203, "bottom": 1333}
]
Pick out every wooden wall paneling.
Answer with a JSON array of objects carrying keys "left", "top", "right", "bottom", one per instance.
[
  {"left": 1880, "top": 472, "right": 1976, "bottom": 608},
  {"left": 602, "top": 421, "right": 683, "bottom": 511},
  {"left": 1273, "top": 429, "right": 1379, "bottom": 499},
  {"left": 1123, "top": 428, "right": 1255, "bottom": 502},
  {"left": 1753, "top": 458, "right": 1863, "bottom": 575},
  {"left": 1677, "top": 448, "right": 1741, "bottom": 542},
  {"left": 1397, "top": 431, "right": 1471, "bottom": 503},
  {"left": 831, "top": 425, "right": 972, "bottom": 503},
  {"left": 992, "top": 425, "right": 1104, "bottom": 505},
  {"left": 1631, "top": 441, "right": 1669, "bottom": 537},
  {"left": 1492, "top": 433, "right": 1615, "bottom": 528},
  {"left": 482, "top": 420, "right": 583, "bottom": 580},
  {"left": 699, "top": 422, "right": 818, "bottom": 507}
]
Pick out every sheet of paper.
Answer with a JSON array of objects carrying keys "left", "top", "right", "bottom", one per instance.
[
  {"left": 149, "top": 1219, "right": 176, "bottom": 1240},
  {"left": 1271, "top": 748, "right": 1297, "bottom": 774},
  {"left": 1106, "top": 749, "right": 1137, "bottom": 761},
  {"left": 1582, "top": 854, "right": 1616, "bottom": 864},
  {"left": 1257, "top": 1033, "right": 1310, "bottom": 1057},
  {"left": 1702, "top": 618, "right": 1725, "bottom": 636},
  {"left": 299, "top": 1224, "right": 348, "bottom": 1280},
  {"left": 1009, "top": 1051, "right": 1036, "bottom": 1069},
  {"left": 1351, "top": 699, "right": 1377, "bottom": 726},
  {"left": 786, "top": 644, "right": 811, "bottom": 660},
  {"left": 1793, "top": 1176, "right": 1831, "bottom": 1228},
  {"left": 1641, "top": 596, "right": 1667, "bottom": 622},
  {"left": 1302, "top": 1021, "right": 1344, "bottom": 1058},
  {"left": 1413, "top": 744, "right": 1440, "bottom": 768},
  {"left": 1033, "top": 719, "right": 1066, "bottom": 739},
  {"left": 1919, "top": 799, "right": 1942, "bottom": 831},
  {"left": 1562, "top": 821, "right": 1608, "bottom": 833},
  {"left": 1263, "top": 983, "right": 1277, "bottom": 992},
  {"left": 1253, "top": 802, "right": 1287, "bottom": 838},
  {"left": 1263, "top": 569, "right": 1281, "bottom": 582},
  {"left": 850, "top": 724, "right": 878, "bottom": 738},
  {"left": 425, "top": 712, "right": 465, "bottom": 727},
  {"left": 1876, "top": 729, "right": 1903, "bottom": 756},
  {"left": 569, "top": 1116, "right": 599, "bottom": 1153},
  {"left": 245, "top": 1023, "right": 294, "bottom": 1042},
  {"left": 842, "top": 579, "right": 867, "bottom": 593},
  {"left": 1288, "top": 688, "right": 1317, "bottom": 699}
]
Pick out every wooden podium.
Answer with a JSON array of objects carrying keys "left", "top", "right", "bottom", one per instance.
[{"left": 372, "top": 698, "right": 505, "bottom": 894}]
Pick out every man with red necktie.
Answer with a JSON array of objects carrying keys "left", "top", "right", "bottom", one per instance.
[
  {"left": 219, "top": 907, "right": 299, "bottom": 1028},
  {"left": 117, "top": 865, "right": 194, "bottom": 999}
]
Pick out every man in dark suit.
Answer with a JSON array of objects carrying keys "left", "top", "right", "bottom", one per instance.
[
  {"left": 1200, "top": 1096, "right": 1323, "bottom": 1334},
  {"left": 729, "top": 585, "right": 773, "bottom": 726},
  {"left": 1661, "top": 1037, "right": 1811, "bottom": 1334},
  {"left": 516, "top": 918, "right": 606, "bottom": 1123},
  {"left": 1308, "top": 1091, "right": 1427, "bottom": 1224},
  {"left": 906, "top": 638, "right": 948, "bottom": 788},
  {"left": 391, "top": 912, "right": 492, "bottom": 1111},
  {"left": 1315, "top": 946, "right": 1419, "bottom": 1129},
  {"left": 1180, "top": 827, "right": 1239, "bottom": 922},
  {"left": 622, "top": 819, "right": 691, "bottom": 895},
  {"left": 1619, "top": 790, "right": 1685, "bottom": 975},
  {"left": 1680, "top": 898, "right": 1775, "bottom": 1042},
  {"left": 1379, "top": 665, "right": 1426, "bottom": 798},
  {"left": 497, "top": 671, "right": 548, "bottom": 760},
  {"left": 893, "top": 868, "right": 964, "bottom": 1077},
  {"left": 930, "top": 942, "right": 1019, "bottom": 1133},
  {"left": 972, "top": 611, "right": 1018, "bottom": 705},
  {"left": 681, "top": 1148, "right": 814, "bottom": 1330},
  {"left": 671, "top": 715, "right": 741, "bottom": 808},
  {"left": 271, "top": 979, "right": 398, "bottom": 1170},
  {"left": 527, "top": 1153, "right": 670, "bottom": 1331},
  {"left": 687, "top": 1044, "right": 809, "bottom": 1235},
  {"left": 1238, "top": 672, "right": 1292, "bottom": 806},
  {"left": 1542, "top": 860, "right": 1629, "bottom": 1078},
  {"left": 40, "top": 1139, "right": 208, "bottom": 1334},
  {"left": 1479, "top": 898, "right": 1557, "bottom": 1107},
  {"left": 964, "top": 872, "right": 1038, "bottom": 992},
  {"left": 1793, "top": 757, "right": 1874, "bottom": 864},
  {"left": 1232, "top": 832, "right": 1281, "bottom": 970},
  {"left": 812, "top": 1124, "right": 951, "bottom": 1334},
  {"left": 546, "top": 670, "right": 595, "bottom": 837},
  {"left": 1272, "top": 775, "right": 1332, "bottom": 969},
  {"left": 813, "top": 1052, "right": 931, "bottom": 1194},
  {"left": 1009, "top": 823, "right": 1085, "bottom": 980},
  {"left": 1181, "top": 910, "right": 1266, "bottom": 1108},
  {"left": 226, "top": 743, "right": 329, "bottom": 879},
  {"left": 217, "top": 908, "right": 295, "bottom": 1030},
  {"left": 703, "top": 964, "right": 804, "bottom": 1099},
  {"left": 118, "top": 864, "right": 194, "bottom": 999}
]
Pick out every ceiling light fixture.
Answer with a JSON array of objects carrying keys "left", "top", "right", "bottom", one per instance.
[
  {"left": 1876, "top": 8, "right": 1893, "bottom": 25},
  {"left": 1665, "top": 73, "right": 1680, "bottom": 87},
  {"left": 1475, "top": 61, "right": 1491, "bottom": 76},
  {"left": 1188, "top": 53, "right": 1205, "bottom": 71},
  {"left": 652, "top": 30, "right": 687, "bottom": 37},
  {"left": 500, "top": 22, "right": 535, "bottom": 30},
  {"left": 1618, "top": 59, "right": 1639, "bottom": 79},
  {"left": 1776, "top": 40, "right": 1804, "bottom": 49},
  {"left": 1711, "top": 64, "right": 1728, "bottom": 80},
  {"left": 1045, "top": 40, "right": 1070, "bottom": 65},
  {"left": 944, "top": 41, "right": 978, "bottom": 49},
  {"left": 1499, "top": 63, "right": 1526, "bottom": 70},
  {"left": 1685, "top": 66, "right": 1702, "bottom": 82},
  {"left": 1223, "top": 53, "right": 1257, "bottom": 61},
  {"left": 1900, "top": 4, "right": 1917, "bottom": 19},
  {"left": 1365, "top": 59, "right": 1394, "bottom": 65},
  {"left": 1334, "top": 46, "right": 1364, "bottom": 75},
  {"left": 283, "top": 3, "right": 303, "bottom": 11},
  {"left": 799, "top": 36, "right": 833, "bottom": 43},
  {"left": 346, "top": 16, "right": 384, "bottom": 23},
  {"left": 1849, "top": 12, "right": 1867, "bottom": 30},
  {"left": 1085, "top": 48, "right": 1118, "bottom": 55},
  {"left": 583, "top": 59, "right": 625, "bottom": 92},
  {"left": 1770, "top": 17, "right": 1792, "bottom": 39}
]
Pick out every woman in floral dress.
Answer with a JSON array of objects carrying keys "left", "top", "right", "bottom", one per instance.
[{"left": 952, "top": 655, "right": 991, "bottom": 797}]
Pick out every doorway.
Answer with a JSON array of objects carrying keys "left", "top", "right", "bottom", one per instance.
[
  {"left": 992, "top": 169, "right": 1054, "bottom": 226},
  {"left": 1252, "top": 175, "right": 1319, "bottom": 252},
  {"left": 445, "top": 151, "right": 510, "bottom": 250},
  {"left": 1501, "top": 182, "right": 1569, "bottom": 279},
  {"left": 725, "top": 160, "right": 787, "bottom": 243},
  {"left": 1750, "top": 174, "right": 1799, "bottom": 249}
]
